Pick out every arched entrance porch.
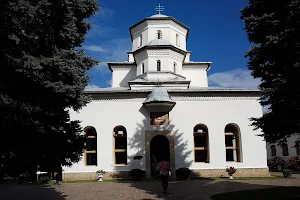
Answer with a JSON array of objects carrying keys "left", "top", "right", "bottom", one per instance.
[{"left": 145, "top": 130, "right": 175, "bottom": 178}]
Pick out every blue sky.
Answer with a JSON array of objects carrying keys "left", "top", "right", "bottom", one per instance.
[{"left": 83, "top": 0, "right": 260, "bottom": 89}]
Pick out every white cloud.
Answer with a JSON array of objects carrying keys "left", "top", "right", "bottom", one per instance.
[
  {"left": 97, "top": 7, "right": 114, "bottom": 17},
  {"left": 208, "top": 68, "right": 261, "bottom": 88},
  {"left": 94, "top": 62, "right": 108, "bottom": 72},
  {"left": 105, "top": 79, "right": 112, "bottom": 87},
  {"left": 83, "top": 45, "right": 108, "bottom": 52},
  {"left": 87, "top": 25, "right": 116, "bottom": 38},
  {"left": 85, "top": 84, "right": 101, "bottom": 90},
  {"left": 93, "top": 38, "right": 132, "bottom": 73}
]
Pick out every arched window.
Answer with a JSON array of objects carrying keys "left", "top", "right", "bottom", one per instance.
[
  {"left": 84, "top": 126, "right": 97, "bottom": 166},
  {"left": 282, "top": 143, "right": 289, "bottom": 156},
  {"left": 193, "top": 124, "right": 209, "bottom": 163},
  {"left": 296, "top": 141, "right": 300, "bottom": 156},
  {"left": 225, "top": 124, "right": 242, "bottom": 162},
  {"left": 139, "top": 34, "right": 142, "bottom": 47},
  {"left": 157, "top": 30, "right": 162, "bottom": 39},
  {"left": 113, "top": 126, "right": 127, "bottom": 165},
  {"left": 157, "top": 60, "right": 161, "bottom": 71},
  {"left": 142, "top": 63, "right": 145, "bottom": 74},
  {"left": 270, "top": 145, "right": 276, "bottom": 157},
  {"left": 173, "top": 62, "right": 177, "bottom": 73},
  {"left": 176, "top": 34, "right": 180, "bottom": 46}
]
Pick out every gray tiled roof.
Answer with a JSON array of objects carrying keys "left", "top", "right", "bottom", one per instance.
[
  {"left": 147, "top": 39, "right": 172, "bottom": 46},
  {"left": 149, "top": 14, "right": 169, "bottom": 18},
  {"left": 143, "top": 87, "right": 175, "bottom": 105}
]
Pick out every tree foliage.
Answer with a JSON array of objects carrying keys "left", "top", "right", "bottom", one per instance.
[
  {"left": 0, "top": 0, "right": 98, "bottom": 179},
  {"left": 241, "top": 0, "right": 300, "bottom": 143}
]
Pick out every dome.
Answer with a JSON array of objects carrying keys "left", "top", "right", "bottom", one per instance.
[
  {"left": 143, "top": 87, "right": 175, "bottom": 105},
  {"left": 147, "top": 39, "right": 172, "bottom": 46},
  {"left": 149, "top": 14, "right": 169, "bottom": 18}
]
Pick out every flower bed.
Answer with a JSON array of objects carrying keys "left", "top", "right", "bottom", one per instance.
[
  {"left": 267, "top": 156, "right": 286, "bottom": 170},
  {"left": 285, "top": 156, "right": 300, "bottom": 171}
]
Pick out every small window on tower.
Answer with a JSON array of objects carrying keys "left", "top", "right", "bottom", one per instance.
[
  {"left": 157, "top": 30, "right": 162, "bottom": 39},
  {"left": 157, "top": 60, "right": 161, "bottom": 71},
  {"left": 174, "top": 62, "right": 177, "bottom": 73},
  {"left": 176, "top": 34, "right": 180, "bottom": 46},
  {"left": 139, "top": 34, "right": 142, "bottom": 47},
  {"left": 142, "top": 63, "right": 145, "bottom": 74}
]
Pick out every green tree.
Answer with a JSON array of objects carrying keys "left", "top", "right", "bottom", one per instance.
[
  {"left": 241, "top": 0, "right": 300, "bottom": 143},
  {"left": 0, "top": 0, "right": 98, "bottom": 180}
]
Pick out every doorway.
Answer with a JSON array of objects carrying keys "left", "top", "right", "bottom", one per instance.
[{"left": 150, "top": 135, "right": 170, "bottom": 177}]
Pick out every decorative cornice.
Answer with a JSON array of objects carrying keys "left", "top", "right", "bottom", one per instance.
[
  {"left": 87, "top": 92, "right": 260, "bottom": 101},
  {"left": 107, "top": 62, "right": 136, "bottom": 72},
  {"left": 147, "top": 49, "right": 170, "bottom": 56},
  {"left": 132, "top": 42, "right": 187, "bottom": 56},
  {"left": 183, "top": 62, "right": 212, "bottom": 71}
]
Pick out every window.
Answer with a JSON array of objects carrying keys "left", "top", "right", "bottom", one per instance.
[
  {"left": 176, "top": 34, "right": 180, "bottom": 46},
  {"left": 225, "top": 124, "right": 241, "bottom": 162},
  {"left": 173, "top": 62, "right": 177, "bottom": 73},
  {"left": 84, "top": 126, "right": 97, "bottom": 166},
  {"left": 271, "top": 145, "right": 276, "bottom": 157},
  {"left": 296, "top": 141, "right": 300, "bottom": 155},
  {"left": 282, "top": 143, "right": 289, "bottom": 156},
  {"left": 157, "top": 30, "right": 162, "bottom": 39},
  {"left": 142, "top": 63, "right": 145, "bottom": 74},
  {"left": 157, "top": 60, "right": 161, "bottom": 71},
  {"left": 194, "top": 124, "right": 209, "bottom": 163},
  {"left": 150, "top": 112, "right": 169, "bottom": 125},
  {"left": 139, "top": 34, "right": 142, "bottom": 47},
  {"left": 113, "top": 126, "right": 127, "bottom": 165}
]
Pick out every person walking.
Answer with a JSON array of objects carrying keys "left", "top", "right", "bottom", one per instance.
[{"left": 157, "top": 159, "right": 170, "bottom": 194}]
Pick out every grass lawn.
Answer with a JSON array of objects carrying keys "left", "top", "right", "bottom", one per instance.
[{"left": 211, "top": 187, "right": 300, "bottom": 200}]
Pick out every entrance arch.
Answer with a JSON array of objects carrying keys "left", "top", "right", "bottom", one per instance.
[
  {"left": 150, "top": 135, "right": 170, "bottom": 177},
  {"left": 145, "top": 130, "right": 175, "bottom": 178}
]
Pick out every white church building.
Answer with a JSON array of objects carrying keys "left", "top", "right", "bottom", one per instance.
[{"left": 63, "top": 11, "right": 270, "bottom": 180}]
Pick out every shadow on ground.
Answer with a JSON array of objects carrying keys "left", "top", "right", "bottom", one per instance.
[
  {"left": 128, "top": 178, "right": 300, "bottom": 200},
  {"left": 0, "top": 183, "right": 66, "bottom": 200}
]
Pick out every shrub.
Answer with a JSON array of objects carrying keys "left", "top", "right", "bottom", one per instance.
[
  {"left": 129, "top": 169, "right": 145, "bottom": 181},
  {"left": 38, "top": 173, "right": 51, "bottom": 183},
  {"left": 267, "top": 156, "right": 286, "bottom": 170},
  {"left": 176, "top": 168, "right": 190, "bottom": 180},
  {"left": 282, "top": 169, "right": 292, "bottom": 178},
  {"left": 285, "top": 156, "right": 300, "bottom": 171}
]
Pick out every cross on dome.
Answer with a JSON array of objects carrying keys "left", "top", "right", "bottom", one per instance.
[{"left": 155, "top": 3, "right": 164, "bottom": 15}]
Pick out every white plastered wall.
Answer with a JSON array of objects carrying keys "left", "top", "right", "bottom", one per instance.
[
  {"left": 64, "top": 96, "right": 267, "bottom": 173},
  {"left": 181, "top": 66, "right": 209, "bottom": 87},
  {"left": 111, "top": 65, "right": 137, "bottom": 87}
]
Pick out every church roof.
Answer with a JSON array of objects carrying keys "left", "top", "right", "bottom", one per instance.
[
  {"left": 143, "top": 87, "right": 175, "bottom": 105},
  {"left": 147, "top": 39, "right": 172, "bottom": 46},
  {"left": 149, "top": 14, "right": 169, "bottom": 18},
  {"left": 129, "top": 15, "right": 190, "bottom": 41}
]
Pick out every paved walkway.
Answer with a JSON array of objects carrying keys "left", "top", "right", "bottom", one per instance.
[{"left": 1, "top": 176, "right": 300, "bottom": 200}]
